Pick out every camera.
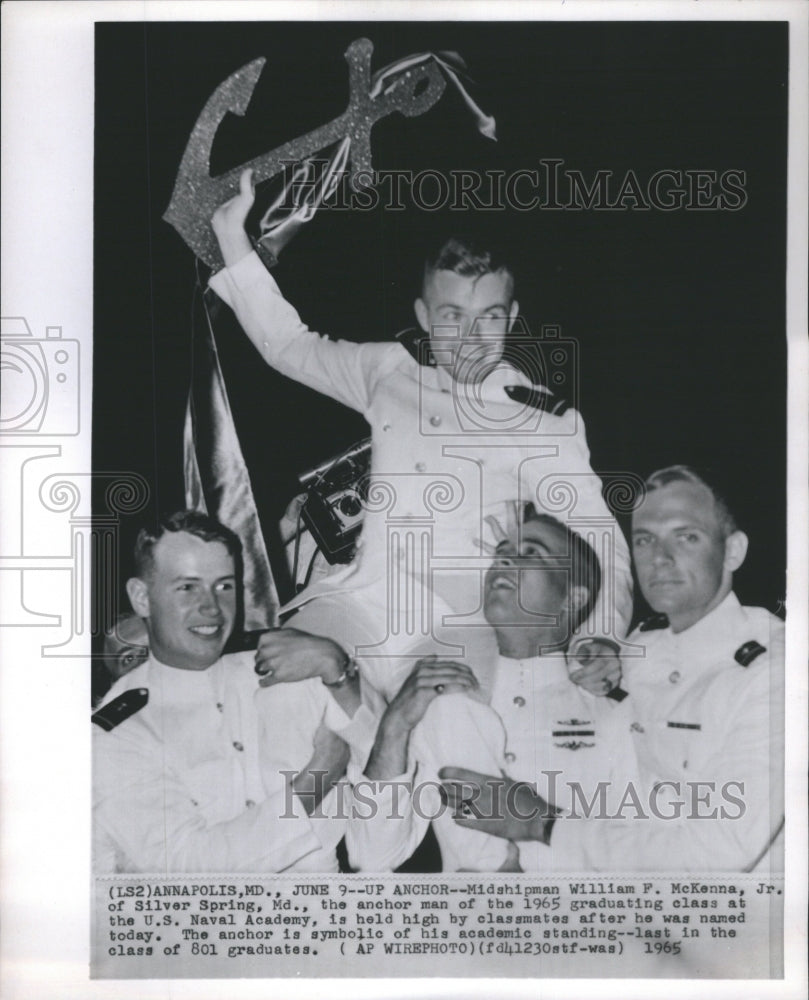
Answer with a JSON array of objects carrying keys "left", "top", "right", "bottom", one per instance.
[
  {"left": 298, "top": 438, "right": 371, "bottom": 564},
  {"left": 0, "top": 317, "right": 80, "bottom": 435}
]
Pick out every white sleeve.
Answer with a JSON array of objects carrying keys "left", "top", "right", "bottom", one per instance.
[
  {"left": 527, "top": 408, "right": 633, "bottom": 643},
  {"left": 415, "top": 695, "right": 513, "bottom": 873},
  {"left": 323, "top": 675, "right": 387, "bottom": 768},
  {"left": 347, "top": 694, "right": 512, "bottom": 873},
  {"left": 209, "top": 251, "right": 398, "bottom": 413},
  {"left": 93, "top": 725, "right": 322, "bottom": 874},
  {"left": 345, "top": 764, "right": 426, "bottom": 873}
]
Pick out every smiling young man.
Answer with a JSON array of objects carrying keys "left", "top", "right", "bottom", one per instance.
[
  {"left": 92, "top": 510, "right": 377, "bottom": 874},
  {"left": 207, "top": 169, "right": 632, "bottom": 700}
]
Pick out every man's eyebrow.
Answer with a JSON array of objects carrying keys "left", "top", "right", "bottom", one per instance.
[
  {"left": 517, "top": 535, "right": 554, "bottom": 555},
  {"left": 632, "top": 522, "right": 705, "bottom": 534},
  {"left": 525, "top": 540, "right": 553, "bottom": 554},
  {"left": 435, "top": 301, "right": 509, "bottom": 312}
]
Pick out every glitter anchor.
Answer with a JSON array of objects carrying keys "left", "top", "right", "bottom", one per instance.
[{"left": 163, "top": 38, "right": 495, "bottom": 269}]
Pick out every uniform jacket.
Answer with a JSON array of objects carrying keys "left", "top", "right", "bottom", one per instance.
[
  {"left": 209, "top": 254, "right": 632, "bottom": 654},
  {"left": 549, "top": 592, "right": 785, "bottom": 871},
  {"left": 346, "top": 656, "right": 633, "bottom": 872},
  {"left": 93, "top": 652, "right": 377, "bottom": 873}
]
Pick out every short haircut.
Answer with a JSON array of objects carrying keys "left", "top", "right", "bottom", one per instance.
[
  {"left": 523, "top": 505, "right": 602, "bottom": 633},
  {"left": 424, "top": 234, "right": 514, "bottom": 291},
  {"left": 644, "top": 465, "right": 738, "bottom": 538},
  {"left": 133, "top": 510, "right": 242, "bottom": 578}
]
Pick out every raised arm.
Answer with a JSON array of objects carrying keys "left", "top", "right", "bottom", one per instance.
[{"left": 208, "top": 169, "right": 397, "bottom": 414}]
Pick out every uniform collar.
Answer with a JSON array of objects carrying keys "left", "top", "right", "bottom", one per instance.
[
  {"left": 494, "top": 652, "right": 571, "bottom": 691},
  {"left": 661, "top": 591, "right": 744, "bottom": 661},
  {"left": 145, "top": 653, "right": 226, "bottom": 704}
]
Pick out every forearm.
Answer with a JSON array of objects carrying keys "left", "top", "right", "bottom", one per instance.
[
  {"left": 365, "top": 716, "right": 412, "bottom": 780},
  {"left": 323, "top": 671, "right": 361, "bottom": 719},
  {"left": 292, "top": 750, "right": 348, "bottom": 817}
]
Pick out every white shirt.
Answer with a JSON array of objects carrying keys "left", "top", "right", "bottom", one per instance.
[
  {"left": 549, "top": 592, "right": 785, "bottom": 871},
  {"left": 347, "top": 655, "right": 633, "bottom": 872},
  {"left": 209, "top": 254, "right": 632, "bottom": 686},
  {"left": 93, "top": 652, "right": 378, "bottom": 873}
]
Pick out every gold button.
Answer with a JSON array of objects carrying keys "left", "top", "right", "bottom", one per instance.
[
  {"left": 513, "top": 696, "right": 526, "bottom": 707},
  {"left": 415, "top": 462, "right": 426, "bottom": 472},
  {"left": 630, "top": 722, "right": 645, "bottom": 734},
  {"left": 430, "top": 415, "right": 442, "bottom": 426},
  {"left": 216, "top": 702, "right": 224, "bottom": 712},
  {"left": 233, "top": 741, "right": 244, "bottom": 752},
  {"left": 245, "top": 799, "right": 256, "bottom": 808},
  {"left": 504, "top": 751, "right": 517, "bottom": 763},
  {"left": 383, "top": 423, "right": 392, "bottom": 431},
  {"left": 669, "top": 671, "right": 681, "bottom": 684}
]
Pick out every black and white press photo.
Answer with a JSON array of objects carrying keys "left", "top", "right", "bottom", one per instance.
[{"left": 1, "top": 2, "right": 807, "bottom": 997}]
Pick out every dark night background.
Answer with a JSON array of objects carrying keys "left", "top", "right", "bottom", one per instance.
[{"left": 93, "top": 21, "right": 788, "bottom": 632}]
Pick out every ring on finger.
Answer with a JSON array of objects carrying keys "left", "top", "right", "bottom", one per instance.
[{"left": 434, "top": 684, "right": 445, "bottom": 694}]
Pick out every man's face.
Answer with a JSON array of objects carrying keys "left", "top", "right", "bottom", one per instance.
[
  {"left": 103, "top": 614, "right": 149, "bottom": 682},
  {"left": 415, "top": 269, "right": 518, "bottom": 382},
  {"left": 128, "top": 531, "right": 237, "bottom": 671},
  {"left": 484, "top": 517, "right": 569, "bottom": 633},
  {"left": 632, "top": 481, "right": 734, "bottom": 632}
]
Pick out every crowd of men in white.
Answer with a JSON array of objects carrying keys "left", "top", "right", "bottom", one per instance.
[{"left": 93, "top": 171, "right": 784, "bottom": 874}]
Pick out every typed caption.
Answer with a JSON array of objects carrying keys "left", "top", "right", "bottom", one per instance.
[{"left": 93, "top": 873, "right": 783, "bottom": 979}]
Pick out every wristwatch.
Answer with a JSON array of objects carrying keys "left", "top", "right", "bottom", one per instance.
[{"left": 322, "top": 654, "right": 358, "bottom": 688}]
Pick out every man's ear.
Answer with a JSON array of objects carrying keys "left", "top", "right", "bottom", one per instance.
[
  {"left": 723, "top": 531, "right": 749, "bottom": 573},
  {"left": 414, "top": 297, "right": 429, "bottom": 333},
  {"left": 126, "top": 577, "right": 150, "bottom": 619},
  {"left": 507, "top": 299, "right": 520, "bottom": 330},
  {"left": 563, "top": 585, "right": 590, "bottom": 615}
]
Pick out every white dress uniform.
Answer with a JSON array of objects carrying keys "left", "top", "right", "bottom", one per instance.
[
  {"left": 93, "top": 652, "right": 379, "bottom": 873},
  {"left": 547, "top": 592, "right": 785, "bottom": 872},
  {"left": 346, "top": 656, "right": 634, "bottom": 872},
  {"left": 209, "top": 254, "right": 632, "bottom": 697}
]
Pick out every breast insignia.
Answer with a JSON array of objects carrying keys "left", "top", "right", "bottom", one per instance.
[
  {"left": 734, "top": 640, "right": 766, "bottom": 667},
  {"left": 92, "top": 688, "right": 149, "bottom": 731}
]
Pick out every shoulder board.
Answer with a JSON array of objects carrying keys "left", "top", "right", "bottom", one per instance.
[
  {"left": 734, "top": 640, "right": 767, "bottom": 667},
  {"left": 395, "top": 328, "right": 436, "bottom": 367},
  {"left": 504, "top": 384, "right": 569, "bottom": 416},
  {"left": 639, "top": 612, "right": 669, "bottom": 632},
  {"left": 92, "top": 688, "right": 149, "bottom": 731}
]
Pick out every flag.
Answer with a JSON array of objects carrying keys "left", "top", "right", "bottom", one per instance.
[{"left": 183, "top": 290, "right": 278, "bottom": 631}]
